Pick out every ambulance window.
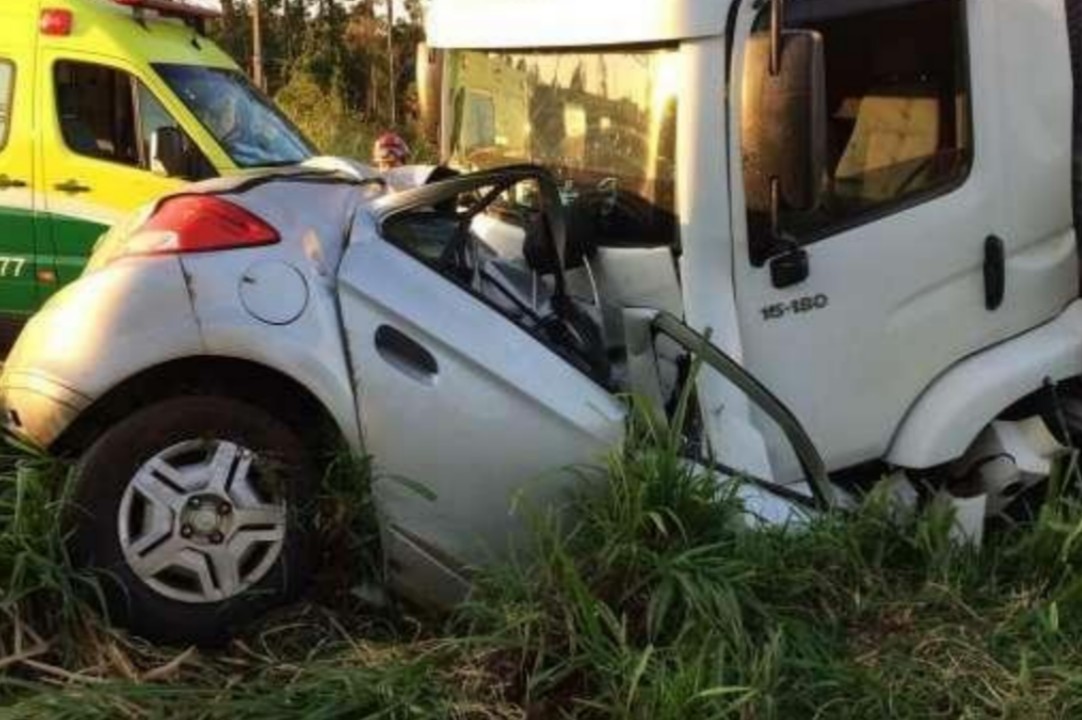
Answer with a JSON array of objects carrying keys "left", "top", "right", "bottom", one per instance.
[
  {"left": 742, "top": 0, "right": 972, "bottom": 264},
  {"left": 55, "top": 62, "right": 139, "bottom": 166},
  {"left": 0, "top": 61, "right": 13, "bottom": 151},
  {"left": 136, "top": 84, "right": 215, "bottom": 181}
]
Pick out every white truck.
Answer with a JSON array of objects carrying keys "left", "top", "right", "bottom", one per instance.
[{"left": 420, "top": 0, "right": 1082, "bottom": 523}]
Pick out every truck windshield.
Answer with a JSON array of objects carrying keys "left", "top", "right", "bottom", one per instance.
[
  {"left": 447, "top": 48, "right": 679, "bottom": 247},
  {"left": 153, "top": 64, "right": 315, "bottom": 168}
]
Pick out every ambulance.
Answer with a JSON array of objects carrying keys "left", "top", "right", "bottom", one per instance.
[{"left": 0, "top": 0, "right": 316, "bottom": 345}]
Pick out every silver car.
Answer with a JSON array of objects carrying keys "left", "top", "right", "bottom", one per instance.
[{"left": 0, "top": 165, "right": 820, "bottom": 643}]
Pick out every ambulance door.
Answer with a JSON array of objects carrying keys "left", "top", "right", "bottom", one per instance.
[
  {"left": 0, "top": 52, "right": 40, "bottom": 346},
  {"left": 38, "top": 52, "right": 208, "bottom": 290}
]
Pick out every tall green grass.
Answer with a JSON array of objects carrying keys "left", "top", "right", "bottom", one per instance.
[
  {"left": 5, "top": 406, "right": 1082, "bottom": 717},
  {"left": 457, "top": 405, "right": 1082, "bottom": 718}
]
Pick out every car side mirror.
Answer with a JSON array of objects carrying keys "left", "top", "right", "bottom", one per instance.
[
  {"left": 150, "top": 126, "right": 186, "bottom": 178},
  {"left": 741, "top": 29, "right": 827, "bottom": 246}
]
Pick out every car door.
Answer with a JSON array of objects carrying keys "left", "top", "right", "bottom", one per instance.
[
  {"left": 730, "top": 0, "right": 1076, "bottom": 474},
  {"left": 337, "top": 171, "right": 626, "bottom": 595},
  {"left": 0, "top": 52, "right": 41, "bottom": 346},
  {"left": 37, "top": 52, "right": 203, "bottom": 292}
]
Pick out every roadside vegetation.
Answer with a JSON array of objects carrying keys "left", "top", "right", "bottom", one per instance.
[
  {"left": 4, "top": 401, "right": 1082, "bottom": 718},
  {"left": 210, "top": 1, "right": 436, "bottom": 162}
]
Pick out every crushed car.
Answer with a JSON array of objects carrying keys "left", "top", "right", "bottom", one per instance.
[{"left": 0, "top": 166, "right": 820, "bottom": 643}]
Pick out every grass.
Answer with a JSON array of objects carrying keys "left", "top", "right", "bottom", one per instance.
[{"left": 5, "top": 404, "right": 1082, "bottom": 718}]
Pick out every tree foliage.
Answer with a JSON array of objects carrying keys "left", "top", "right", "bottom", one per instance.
[{"left": 208, "top": 1, "right": 429, "bottom": 158}]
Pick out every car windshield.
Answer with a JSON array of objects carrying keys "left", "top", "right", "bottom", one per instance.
[
  {"left": 446, "top": 48, "right": 679, "bottom": 246},
  {"left": 153, "top": 64, "right": 315, "bottom": 168}
]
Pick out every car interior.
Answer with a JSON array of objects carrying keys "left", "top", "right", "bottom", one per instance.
[{"left": 381, "top": 171, "right": 687, "bottom": 394}]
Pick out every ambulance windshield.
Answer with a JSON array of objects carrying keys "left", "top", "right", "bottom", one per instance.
[{"left": 155, "top": 64, "right": 315, "bottom": 168}]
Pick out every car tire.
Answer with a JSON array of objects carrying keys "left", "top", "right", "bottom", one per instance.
[{"left": 68, "top": 395, "right": 318, "bottom": 646}]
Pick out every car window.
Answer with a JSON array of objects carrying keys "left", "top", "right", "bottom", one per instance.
[
  {"left": 384, "top": 183, "right": 552, "bottom": 325},
  {"left": 382, "top": 177, "right": 610, "bottom": 383},
  {"left": 0, "top": 61, "right": 13, "bottom": 151},
  {"left": 743, "top": 0, "right": 972, "bottom": 263}
]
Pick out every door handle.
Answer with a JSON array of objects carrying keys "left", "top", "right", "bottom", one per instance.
[
  {"left": 984, "top": 235, "right": 1006, "bottom": 311},
  {"left": 54, "top": 179, "right": 91, "bottom": 194},
  {"left": 0, "top": 175, "right": 27, "bottom": 190},
  {"left": 374, "top": 325, "right": 439, "bottom": 384}
]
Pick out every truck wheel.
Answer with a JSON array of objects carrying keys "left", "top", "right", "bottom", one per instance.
[{"left": 69, "top": 395, "right": 317, "bottom": 646}]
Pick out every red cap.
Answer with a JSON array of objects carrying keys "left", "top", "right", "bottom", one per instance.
[{"left": 373, "top": 132, "right": 410, "bottom": 163}]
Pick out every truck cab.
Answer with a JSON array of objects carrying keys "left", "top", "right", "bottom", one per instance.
[
  {"left": 423, "top": 0, "right": 1081, "bottom": 499},
  {"left": 0, "top": 0, "right": 315, "bottom": 343}
]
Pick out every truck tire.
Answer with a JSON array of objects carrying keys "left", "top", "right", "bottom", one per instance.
[{"left": 68, "top": 395, "right": 317, "bottom": 646}]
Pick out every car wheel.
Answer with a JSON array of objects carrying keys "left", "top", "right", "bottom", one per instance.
[{"left": 69, "top": 395, "right": 317, "bottom": 646}]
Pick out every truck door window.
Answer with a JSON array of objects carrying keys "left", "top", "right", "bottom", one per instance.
[
  {"left": 0, "top": 61, "right": 13, "bottom": 151},
  {"left": 743, "top": 0, "right": 972, "bottom": 256},
  {"left": 54, "top": 61, "right": 210, "bottom": 179}
]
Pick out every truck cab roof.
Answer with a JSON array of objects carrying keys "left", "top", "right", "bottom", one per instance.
[
  {"left": 425, "top": 0, "right": 981, "bottom": 49},
  {"left": 426, "top": 0, "right": 728, "bottom": 48}
]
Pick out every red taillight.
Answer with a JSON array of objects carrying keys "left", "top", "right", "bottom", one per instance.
[
  {"left": 40, "top": 8, "right": 74, "bottom": 36},
  {"left": 126, "top": 195, "right": 279, "bottom": 257}
]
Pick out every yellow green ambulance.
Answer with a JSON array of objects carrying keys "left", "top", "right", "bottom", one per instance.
[{"left": 0, "top": 0, "right": 316, "bottom": 344}]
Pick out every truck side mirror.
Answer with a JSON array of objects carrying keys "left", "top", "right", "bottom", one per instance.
[
  {"left": 416, "top": 42, "right": 443, "bottom": 144},
  {"left": 150, "top": 126, "right": 186, "bottom": 178},
  {"left": 741, "top": 29, "right": 827, "bottom": 242}
]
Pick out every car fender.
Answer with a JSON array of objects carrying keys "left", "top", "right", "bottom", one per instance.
[
  {"left": 0, "top": 257, "right": 204, "bottom": 447},
  {"left": 179, "top": 251, "right": 363, "bottom": 454},
  {"left": 888, "top": 299, "right": 1082, "bottom": 469}
]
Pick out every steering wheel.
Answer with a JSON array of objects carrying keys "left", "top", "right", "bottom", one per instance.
[
  {"left": 431, "top": 168, "right": 611, "bottom": 381},
  {"left": 570, "top": 180, "right": 656, "bottom": 246}
]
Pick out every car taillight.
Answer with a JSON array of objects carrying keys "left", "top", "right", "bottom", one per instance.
[{"left": 121, "top": 195, "right": 280, "bottom": 258}]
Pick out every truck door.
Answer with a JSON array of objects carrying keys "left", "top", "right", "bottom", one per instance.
[
  {"left": 0, "top": 52, "right": 40, "bottom": 348},
  {"left": 37, "top": 52, "right": 208, "bottom": 292},
  {"left": 730, "top": 0, "right": 1077, "bottom": 473}
]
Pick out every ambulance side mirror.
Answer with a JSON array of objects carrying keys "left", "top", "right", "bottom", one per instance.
[
  {"left": 150, "top": 126, "right": 187, "bottom": 178},
  {"left": 741, "top": 30, "right": 827, "bottom": 223}
]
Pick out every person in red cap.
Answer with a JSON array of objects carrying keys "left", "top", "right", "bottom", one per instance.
[{"left": 372, "top": 132, "right": 410, "bottom": 171}]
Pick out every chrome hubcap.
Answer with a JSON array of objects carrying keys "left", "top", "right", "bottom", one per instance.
[{"left": 117, "top": 440, "right": 287, "bottom": 604}]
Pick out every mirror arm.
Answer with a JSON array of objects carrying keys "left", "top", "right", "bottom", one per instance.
[
  {"left": 770, "top": 0, "right": 786, "bottom": 76},
  {"left": 769, "top": 176, "right": 799, "bottom": 254}
]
